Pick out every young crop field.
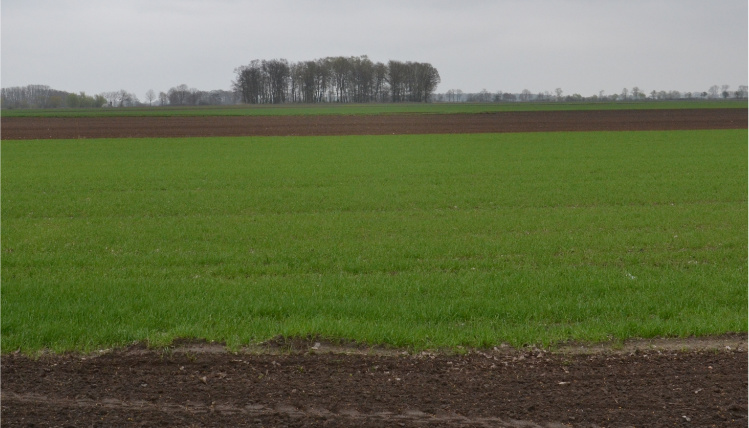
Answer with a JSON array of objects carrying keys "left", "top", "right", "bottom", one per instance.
[
  {"left": 2, "top": 99, "right": 746, "bottom": 118},
  {"left": 2, "top": 130, "right": 746, "bottom": 353}
]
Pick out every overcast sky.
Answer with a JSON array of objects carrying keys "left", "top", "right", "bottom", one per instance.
[{"left": 2, "top": 0, "right": 747, "bottom": 99}]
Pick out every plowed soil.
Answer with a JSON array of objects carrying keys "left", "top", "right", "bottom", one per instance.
[
  {"left": 2, "top": 108, "right": 747, "bottom": 427},
  {"left": 1, "top": 108, "right": 747, "bottom": 139},
  {"left": 2, "top": 336, "right": 747, "bottom": 428}
]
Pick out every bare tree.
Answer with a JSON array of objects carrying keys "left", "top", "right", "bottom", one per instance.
[
  {"left": 519, "top": 89, "right": 532, "bottom": 102},
  {"left": 555, "top": 88, "right": 563, "bottom": 101},
  {"left": 331, "top": 57, "right": 352, "bottom": 102},
  {"left": 373, "top": 62, "right": 388, "bottom": 102},
  {"left": 263, "top": 59, "right": 290, "bottom": 104},
  {"left": 233, "top": 61, "right": 264, "bottom": 104},
  {"left": 386, "top": 60, "right": 406, "bottom": 102},
  {"left": 168, "top": 84, "right": 190, "bottom": 105},
  {"left": 101, "top": 91, "right": 118, "bottom": 107},
  {"left": 145, "top": 89, "right": 156, "bottom": 106}
]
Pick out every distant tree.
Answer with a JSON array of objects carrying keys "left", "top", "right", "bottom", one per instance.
[
  {"left": 519, "top": 89, "right": 532, "bottom": 102},
  {"left": 413, "top": 62, "right": 440, "bottom": 102},
  {"left": 114, "top": 89, "right": 133, "bottom": 107},
  {"left": 373, "top": 61, "right": 388, "bottom": 102},
  {"left": 555, "top": 88, "right": 563, "bottom": 101},
  {"left": 386, "top": 60, "right": 406, "bottom": 102},
  {"left": 94, "top": 94, "right": 107, "bottom": 107},
  {"left": 158, "top": 91, "right": 168, "bottom": 106},
  {"left": 446, "top": 89, "right": 455, "bottom": 102},
  {"left": 101, "top": 91, "right": 118, "bottom": 107},
  {"left": 145, "top": 89, "right": 156, "bottom": 106},
  {"left": 168, "top": 84, "right": 190, "bottom": 105},
  {"left": 233, "top": 61, "right": 264, "bottom": 104},
  {"left": 721, "top": 85, "right": 730, "bottom": 99},
  {"left": 736, "top": 86, "right": 748, "bottom": 99},
  {"left": 331, "top": 56, "right": 352, "bottom": 102},
  {"left": 708, "top": 85, "right": 720, "bottom": 98},
  {"left": 631, "top": 86, "right": 641, "bottom": 99},
  {"left": 263, "top": 59, "right": 290, "bottom": 104},
  {"left": 48, "top": 95, "right": 63, "bottom": 108},
  {"left": 67, "top": 93, "right": 80, "bottom": 108},
  {"left": 621, "top": 88, "right": 628, "bottom": 101}
]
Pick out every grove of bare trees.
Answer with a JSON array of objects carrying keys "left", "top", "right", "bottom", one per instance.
[
  {"left": 166, "top": 84, "right": 236, "bottom": 106},
  {"left": 232, "top": 56, "right": 441, "bottom": 104}
]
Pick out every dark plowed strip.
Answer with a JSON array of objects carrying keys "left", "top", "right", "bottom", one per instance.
[
  {"left": 2, "top": 347, "right": 746, "bottom": 427},
  {"left": 2, "top": 108, "right": 746, "bottom": 140}
]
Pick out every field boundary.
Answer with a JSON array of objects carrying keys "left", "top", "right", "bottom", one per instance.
[{"left": 13, "top": 333, "right": 746, "bottom": 358}]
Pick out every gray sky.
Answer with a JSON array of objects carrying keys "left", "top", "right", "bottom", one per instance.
[{"left": 2, "top": 0, "right": 747, "bottom": 99}]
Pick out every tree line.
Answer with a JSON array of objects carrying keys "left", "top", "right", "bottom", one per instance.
[
  {"left": 3, "top": 80, "right": 746, "bottom": 110},
  {"left": 439, "top": 85, "right": 748, "bottom": 103},
  {"left": 1, "top": 85, "right": 107, "bottom": 109},
  {"left": 232, "top": 56, "right": 441, "bottom": 104}
]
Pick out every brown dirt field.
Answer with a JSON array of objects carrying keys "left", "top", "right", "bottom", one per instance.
[
  {"left": 1, "top": 108, "right": 747, "bottom": 139},
  {"left": 2, "top": 336, "right": 747, "bottom": 427},
  {"left": 2, "top": 109, "right": 747, "bottom": 427}
]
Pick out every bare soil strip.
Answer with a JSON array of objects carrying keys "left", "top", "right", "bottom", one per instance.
[
  {"left": 2, "top": 336, "right": 746, "bottom": 427},
  {"left": 2, "top": 108, "right": 746, "bottom": 139}
]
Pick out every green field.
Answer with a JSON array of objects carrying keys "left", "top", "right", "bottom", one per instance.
[
  {"left": 2, "top": 130, "right": 747, "bottom": 352},
  {"left": 2, "top": 100, "right": 746, "bottom": 118}
]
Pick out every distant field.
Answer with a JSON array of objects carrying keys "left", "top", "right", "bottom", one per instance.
[
  {"left": 2, "top": 100, "right": 746, "bottom": 118},
  {"left": 2, "top": 130, "right": 746, "bottom": 352}
]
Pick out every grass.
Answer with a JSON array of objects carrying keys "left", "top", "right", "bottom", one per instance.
[
  {"left": 2, "top": 99, "right": 746, "bottom": 117},
  {"left": 2, "top": 130, "right": 746, "bottom": 352}
]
